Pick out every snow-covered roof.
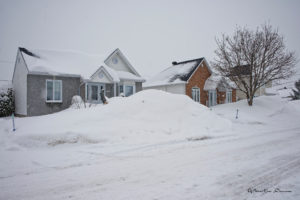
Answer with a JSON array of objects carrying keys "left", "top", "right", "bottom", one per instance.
[
  {"left": 20, "top": 48, "right": 107, "bottom": 79},
  {"left": 144, "top": 58, "right": 204, "bottom": 87},
  {"left": 19, "top": 47, "right": 144, "bottom": 82},
  {"left": 204, "top": 75, "right": 236, "bottom": 91},
  {"left": 89, "top": 66, "right": 145, "bottom": 83},
  {"left": 92, "top": 66, "right": 120, "bottom": 82},
  {"left": 116, "top": 71, "right": 145, "bottom": 82},
  {"left": 204, "top": 75, "right": 223, "bottom": 91}
]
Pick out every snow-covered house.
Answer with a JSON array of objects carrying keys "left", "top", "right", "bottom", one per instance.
[
  {"left": 143, "top": 58, "right": 236, "bottom": 107},
  {"left": 12, "top": 47, "right": 145, "bottom": 116}
]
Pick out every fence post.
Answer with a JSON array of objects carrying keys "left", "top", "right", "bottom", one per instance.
[
  {"left": 12, "top": 113, "right": 16, "bottom": 132},
  {"left": 236, "top": 109, "right": 239, "bottom": 119}
]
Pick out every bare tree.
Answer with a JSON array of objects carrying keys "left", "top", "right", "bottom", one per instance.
[{"left": 212, "top": 23, "right": 297, "bottom": 106}]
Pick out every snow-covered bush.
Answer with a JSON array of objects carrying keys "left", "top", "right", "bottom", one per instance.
[
  {"left": 291, "top": 79, "right": 300, "bottom": 100},
  {"left": 0, "top": 87, "right": 14, "bottom": 117},
  {"left": 119, "top": 92, "right": 125, "bottom": 97},
  {"left": 70, "top": 95, "right": 85, "bottom": 109}
]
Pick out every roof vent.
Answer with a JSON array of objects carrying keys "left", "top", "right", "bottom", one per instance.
[{"left": 172, "top": 61, "right": 178, "bottom": 65}]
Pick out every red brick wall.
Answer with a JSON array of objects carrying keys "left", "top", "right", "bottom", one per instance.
[
  {"left": 232, "top": 89, "right": 236, "bottom": 102},
  {"left": 218, "top": 89, "right": 237, "bottom": 104},
  {"left": 217, "top": 90, "right": 226, "bottom": 104},
  {"left": 186, "top": 62, "right": 211, "bottom": 106}
]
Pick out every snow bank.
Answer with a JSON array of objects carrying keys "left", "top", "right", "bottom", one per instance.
[
  {"left": 213, "top": 94, "right": 300, "bottom": 131},
  {"left": 0, "top": 90, "right": 232, "bottom": 148}
]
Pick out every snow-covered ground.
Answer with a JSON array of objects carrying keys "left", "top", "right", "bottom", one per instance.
[{"left": 0, "top": 90, "right": 299, "bottom": 200}]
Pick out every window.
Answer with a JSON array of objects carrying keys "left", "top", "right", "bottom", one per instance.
[
  {"left": 226, "top": 90, "right": 232, "bottom": 103},
  {"left": 86, "top": 84, "right": 105, "bottom": 102},
  {"left": 191, "top": 87, "right": 200, "bottom": 102},
  {"left": 112, "top": 57, "right": 118, "bottom": 64},
  {"left": 208, "top": 90, "right": 217, "bottom": 107},
  {"left": 125, "top": 85, "right": 133, "bottom": 97},
  {"left": 91, "top": 85, "right": 98, "bottom": 101},
  {"left": 119, "top": 85, "right": 124, "bottom": 94},
  {"left": 119, "top": 84, "right": 135, "bottom": 97},
  {"left": 46, "top": 80, "right": 62, "bottom": 102}
]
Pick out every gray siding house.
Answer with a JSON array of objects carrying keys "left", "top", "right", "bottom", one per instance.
[{"left": 12, "top": 47, "right": 145, "bottom": 116}]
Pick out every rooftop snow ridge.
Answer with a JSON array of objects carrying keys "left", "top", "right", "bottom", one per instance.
[
  {"left": 19, "top": 47, "right": 40, "bottom": 58},
  {"left": 174, "top": 57, "right": 204, "bottom": 65},
  {"left": 18, "top": 48, "right": 143, "bottom": 82},
  {"left": 144, "top": 58, "right": 204, "bottom": 87}
]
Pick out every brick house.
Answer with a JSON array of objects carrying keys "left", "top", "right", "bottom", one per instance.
[{"left": 143, "top": 58, "right": 236, "bottom": 107}]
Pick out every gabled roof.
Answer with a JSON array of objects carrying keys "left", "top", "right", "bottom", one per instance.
[
  {"left": 18, "top": 47, "right": 144, "bottom": 82},
  {"left": 104, "top": 48, "right": 141, "bottom": 77},
  {"left": 19, "top": 47, "right": 107, "bottom": 79},
  {"left": 90, "top": 65, "right": 120, "bottom": 82},
  {"left": 90, "top": 66, "right": 145, "bottom": 82},
  {"left": 144, "top": 58, "right": 205, "bottom": 87},
  {"left": 204, "top": 75, "right": 236, "bottom": 91}
]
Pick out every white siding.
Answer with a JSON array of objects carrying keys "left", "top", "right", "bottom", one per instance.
[
  {"left": 13, "top": 51, "right": 28, "bottom": 115},
  {"left": 106, "top": 54, "right": 135, "bottom": 74},
  {"left": 143, "top": 84, "right": 186, "bottom": 95},
  {"left": 236, "top": 77, "right": 273, "bottom": 100},
  {"left": 90, "top": 70, "right": 112, "bottom": 83}
]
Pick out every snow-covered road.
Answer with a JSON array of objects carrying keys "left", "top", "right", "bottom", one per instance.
[{"left": 1, "top": 125, "right": 299, "bottom": 200}]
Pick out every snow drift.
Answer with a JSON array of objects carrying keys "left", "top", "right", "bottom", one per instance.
[{"left": 0, "top": 90, "right": 232, "bottom": 148}]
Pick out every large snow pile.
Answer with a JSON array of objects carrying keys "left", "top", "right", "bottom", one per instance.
[
  {"left": 213, "top": 95, "right": 300, "bottom": 133},
  {"left": 0, "top": 90, "right": 231, "bottom": 149}
]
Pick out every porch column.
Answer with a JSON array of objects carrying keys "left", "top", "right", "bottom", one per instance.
[{"left": 114, "top": 83, "right": 116, "bottom": 97}]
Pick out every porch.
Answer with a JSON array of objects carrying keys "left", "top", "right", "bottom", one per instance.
[{"left": 80, "top": 81, "right": 137, "bottom": 104}]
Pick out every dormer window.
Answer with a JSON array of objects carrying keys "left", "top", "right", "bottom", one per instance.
[
  {"left": 98, "top": 72, "right": 104, "bottom": 79},
  {"left": 112, "top": 57, "right": 118, "bottom": 64}
]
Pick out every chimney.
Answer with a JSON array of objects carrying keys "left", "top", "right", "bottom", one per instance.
[{"left": 172, "top": 61, "right": 178, "bottom": 65}]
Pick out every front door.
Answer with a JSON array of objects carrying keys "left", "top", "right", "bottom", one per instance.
[
  {"left": 87, "top": 83, "right": 105, "bottom": 103},
  {"left": 208, "top": 90, "right": 217, "bottom": 107},
  {"left": 90, "top": 85, "right": 99, "bottom": 102},
  {"left": 226, "top": 90, "right": 232, "bottom": 103}
]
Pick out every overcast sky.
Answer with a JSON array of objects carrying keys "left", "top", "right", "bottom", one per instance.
[{"left": 1, "top": 0, "right": 300, "bottom": 79}]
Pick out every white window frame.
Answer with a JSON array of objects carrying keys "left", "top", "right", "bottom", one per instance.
[
  {"left": 191, "top": 87, "right": 200, "bottom": 103},
  {"left": 46, "top": 79, "right": 63, "bottom": 103},
  {"left": 119, "top": 84, "right": 124, "bottom": 95},
  {"left": 86, "top": 83, "right": 105, "bottom": 102},
  {"left": 226, "top": 89, "right": 232, "bottom": 103},
  {"left": 119, "top": 83, "right": 136, "bottom": 97},
  {"left": 90, "top": 84, "right": 99, "bottom": 101},
  {"left": 208, "top": 90, "right": 217, "bottom": 107}
]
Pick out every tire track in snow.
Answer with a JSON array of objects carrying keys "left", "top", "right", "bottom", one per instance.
[{"left": 212, "top": 128, "right": 300, "bottom": 200}]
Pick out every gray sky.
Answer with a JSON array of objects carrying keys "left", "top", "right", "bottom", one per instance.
[{"left": 1, "top": 0, "right": 300, "bottom": 79}]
